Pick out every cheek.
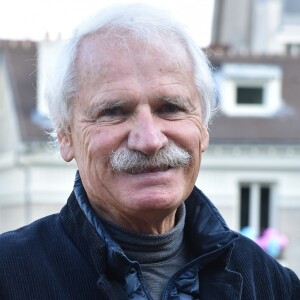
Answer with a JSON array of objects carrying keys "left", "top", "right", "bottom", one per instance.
[
  {"left": 82, "top": 126, "right": 128, "bottom": 162},
  {"left": 167, "top": 120, "right": 203, "bottom": 153},
  {"left": 167, "top": 120, "right": 204, "bottom": 182}
]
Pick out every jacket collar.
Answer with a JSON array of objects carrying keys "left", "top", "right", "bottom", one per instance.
[
  {"left": 60, "top": 172, "right": 134, "bottom": 279},
  {"left": 185, "top": 187, "right": 239, "bottom": 260},
  {"left": 60, "top": 172, "right": 239, "bottom": 276}
]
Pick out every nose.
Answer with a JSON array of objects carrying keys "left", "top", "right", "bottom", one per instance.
[{"left": 127, "top": 107, "right": 168, "bottom": 155}]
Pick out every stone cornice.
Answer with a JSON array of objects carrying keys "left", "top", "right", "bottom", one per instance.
[{"left": 202, "top": 144, "right": 300, "bottom": 170}]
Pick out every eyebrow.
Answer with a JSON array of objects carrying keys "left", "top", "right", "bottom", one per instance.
[
  {"left": 86, "top": 99, "right": 128, "bottom": 118},
  {"left": 159, "top": 95, "right": 193, "bottom": 111},
  {"left": 85, "top": 95, "right": 193, "bottom": 118}
]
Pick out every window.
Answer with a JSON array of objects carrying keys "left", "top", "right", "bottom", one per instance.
[
  {"left": 240, "top": 186, "right": 250, "bottom": 229},
  {"left": 260, "top": 187, "right": 270, "bottom": 232},
  {"left": 286, "top": 44, "right": 300, "bottom": 56},
  {"left": 236, "top": 87, "right": 263, "bottom": 104},
  {"left": 215, "top": 64, "right": 282, "bottom": 117},
  {"left": 239, "top": 183, "right": 274, "bottom": 234}
]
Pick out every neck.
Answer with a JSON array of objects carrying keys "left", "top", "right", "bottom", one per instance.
[
  {"left": 99, "top": 204, "right": 186, "bottom": 262},
  {"left": 94, "top": 206, "right": 178, "bottom": 234}
]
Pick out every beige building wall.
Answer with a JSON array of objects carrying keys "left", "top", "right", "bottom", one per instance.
[
  {"left": 0, "top": 149, "right": 77, "bottom": 233},
  {"left": 197, "top": 144, "right": 300, "bottom": 276}
]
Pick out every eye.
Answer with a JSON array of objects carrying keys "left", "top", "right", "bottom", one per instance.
[
  {"left": 157, "top": 103, "right": 185, "bottom": 115},
  {"left": 102, "top": 106, "right": 129, "bottom": 117},
  {"left": 94, "top": 105, "right": 131, "bottom": 123}
]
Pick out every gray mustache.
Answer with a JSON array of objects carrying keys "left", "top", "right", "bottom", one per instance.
[{"left": 110, "top": 142, "right": 192, "bottom": 174}]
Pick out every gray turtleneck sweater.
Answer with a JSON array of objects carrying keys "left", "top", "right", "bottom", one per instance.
[{"left": 100, "top": 205, "right": 191, "bottom": 300}]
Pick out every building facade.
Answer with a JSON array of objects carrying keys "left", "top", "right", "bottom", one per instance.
[
  {"left": 212, "top": 0, "right": 300, "bottom": 55},
  {"left": 0, "top": 40, "right": 76, "bottom": 233},
  {"left": 209, "top": 0, "right": 300, "bottom": 274}
]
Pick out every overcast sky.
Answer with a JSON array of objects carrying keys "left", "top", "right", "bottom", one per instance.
[{"left": 0, "top": 0, "right": 215, "bottom": 47}]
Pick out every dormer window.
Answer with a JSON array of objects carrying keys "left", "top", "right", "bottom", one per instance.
[
  {"left": 236, "top": 86, "right": 263, "bottom": 105},
  {"left": 215, "top": 64, "right": 282, "bottom": 117}
]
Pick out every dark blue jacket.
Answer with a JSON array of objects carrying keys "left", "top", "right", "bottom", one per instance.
[{"left": 0, "top": 173, "right": 299, "bottom": 299}]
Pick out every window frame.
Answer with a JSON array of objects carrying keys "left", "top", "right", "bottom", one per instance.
[
  {"left": 239, "top": 182, "right": 276, "bottom": 235},
  {"left": 215, "top": 63, "right": 282, "bottom": 117}
]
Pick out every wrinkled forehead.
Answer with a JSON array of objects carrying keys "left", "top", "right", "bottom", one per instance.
[{"left": 75, "top": 28, "right": 194, "bottom": 76}]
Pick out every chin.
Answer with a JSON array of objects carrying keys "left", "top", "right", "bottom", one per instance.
[{"left": 127, "top": 190, "right": 184, "bottom": 212}]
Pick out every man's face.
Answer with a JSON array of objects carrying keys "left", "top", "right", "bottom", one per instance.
[{"left": 59, "top": 34, "right": 209, "bottom": 232}]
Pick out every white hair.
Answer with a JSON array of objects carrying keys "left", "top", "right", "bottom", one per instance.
[{"left": 45, "top": 3, "right": 217, "bottom": 142}]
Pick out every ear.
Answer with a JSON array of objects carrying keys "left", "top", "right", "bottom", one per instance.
[
  {"left": 57, "top": 129, "right": 74, "bottom": 162},
  {"left": 200, "top": 126, "right": 209, "bottom": 153}
]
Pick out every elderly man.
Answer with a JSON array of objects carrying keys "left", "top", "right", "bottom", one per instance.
[{"left": 0, "top": 3, "right": 299, "bottom": 300}]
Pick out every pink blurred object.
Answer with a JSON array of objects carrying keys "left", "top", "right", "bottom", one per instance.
[{"left": 256, "top": 228, "right": 288, "bottom": 258}]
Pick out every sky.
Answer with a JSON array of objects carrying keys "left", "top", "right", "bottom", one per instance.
[{"left": 0, "top": 0, "right": 215, "bottom": 47}]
